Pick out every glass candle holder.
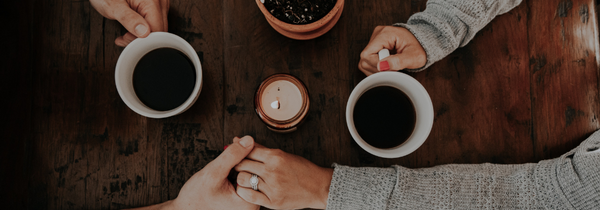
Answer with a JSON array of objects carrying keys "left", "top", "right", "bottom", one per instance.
[{"left": 255, "top": 74, "right": 310, "bottom": 133}]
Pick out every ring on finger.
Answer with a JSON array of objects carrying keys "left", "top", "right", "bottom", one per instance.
[{"left": 250, "top": 174, "right": 259, "bottom": 191}]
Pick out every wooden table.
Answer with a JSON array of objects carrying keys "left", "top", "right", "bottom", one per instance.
[{"left": 2, "top": 0, "right": 600, "bottom": 209}]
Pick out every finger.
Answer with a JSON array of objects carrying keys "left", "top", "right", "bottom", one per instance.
[
  {"left": 114, "top": 32, "right": 138, "bottom": 47},
  {"left": 234, "top": 159, "right": 266, "bottom": 176},
  {"left": 237, "top": 172, "right": 270, "bottom": 193},
  {"left": 359, "top": 66, "right": 374, "bottom": 76},
  {"left": 237, "top": 186, "right": 271, "bottom": 207},
  {"left": 362, "top": 29, "right": 394, "bottom": 60},
  {"left": 113, "top": 4, "right": 151, "bottom": 37},
  {"left": 115, "top": 37, "right": 128, "bottom": 47},
  {"left": 379, "top": 49, "right": 426, "bottom": 71},
  {"left": 245, "top": 147, "right": 273, "bottom": 162},
  {"left": 368, "top": 25, "right": 384, "bottom": 42},
  {"left": 252, "top": 142, "right": 267, "bottom": 149},
  {"left": 360, "top": 40, "right": 389, "bottom": 73},
  {"left": 205, "top": 136, "right": 255, "bottom": 177},
  {"left": 361, "top": 54, "right": 380, "bottom": 68},
  {"left": 231, "top": 136, "right": 267, "bottom": 150},
  {"left": 139, "top": 1, "right": 165, "bottom": 32},
  {"left": 123, "top": 32, "right": 137, "bottom": 42},
  {"left": 233, "top": 136, "right": 267, "bottom": 148},
  {"left": 232, "top": 136, "right": 269, "bottom": 163},
  {"left": 361, "top": 40, "right": 390, "bottom": 63},
  {"left": 233, "top": 136, "right": 241, "bottom": 143},
  {"left": 358, "top": 59, "right": 378, "bottom": 75},
  {"left": 224, "top": 136, "right": 241, "bottom": 150},
  {"left": 161, "top": 0, "right": 170, "bottom": 31},
  {"left": 232, "top": 136, "right": 269, "bottom": 160}
]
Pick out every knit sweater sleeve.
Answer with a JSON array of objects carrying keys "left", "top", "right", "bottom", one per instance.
[
  {"left": 325, "top": 130, "right": 600, "bottom": 209},
  {"left": 396, "top": 0, "right": 523, "bottom": 71}
]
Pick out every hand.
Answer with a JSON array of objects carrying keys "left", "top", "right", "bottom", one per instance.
[
  {"left": 359, "top": 26, "right": 427, "bottom": 76},
  {"left": 89, "top": 0, "right": 169, "bottom": 47},
  {"left": 234, "top": 143, "right": 334, "bottom": 209},
  {"left": 166, "top": 136, "right": 260, "bottom": 210}
]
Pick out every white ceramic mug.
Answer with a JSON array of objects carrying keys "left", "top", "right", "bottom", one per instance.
[
  {"left": 115, "top": 32, "right": 203, "bottom": 118},
  {"left": 345, "top": 50, "right": 434, "bottom": 158}
]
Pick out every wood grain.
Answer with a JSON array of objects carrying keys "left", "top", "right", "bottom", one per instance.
[
  {"left": 222, "top": 0, "right": 347, "bottom": 168},
  {"left": 401, "top": 3, "right": 534, "bottom": 167},
  {"left": 528, "top": 0, "right": 600, "bottom": 160},
  {"left": 1, "top": 0, "right": 599, "bottom": 209}
]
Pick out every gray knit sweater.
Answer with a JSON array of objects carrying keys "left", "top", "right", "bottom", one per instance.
[
  {"left": 326, "top": 0, "right": 600, "bottom": 209},
  {"left": 399, "top": 0, "right": 523, "bottom": 72}
]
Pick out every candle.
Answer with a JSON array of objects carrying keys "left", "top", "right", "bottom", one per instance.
[
  {"left": 261, "top": 80, "right": 303, "bottom": 121},
  {"left": 255, "top": 74, "right": 309, "bottom": 133}
]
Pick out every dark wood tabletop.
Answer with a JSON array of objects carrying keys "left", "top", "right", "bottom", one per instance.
[{"left": 2, "top": 0, "right": 600, "bottom": 209}]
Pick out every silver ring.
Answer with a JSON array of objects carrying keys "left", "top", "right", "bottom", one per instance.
[{"left": 250, "top": 174, "right": 259, "bottom": 191}]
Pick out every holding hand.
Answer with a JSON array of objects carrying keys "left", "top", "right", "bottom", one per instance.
[
  {"left": 234, "top": 143, "right": 334, "bottom": 209},
  {"left": 164, "top": 136, "right": 259, "bottom": 210},
  {"left": 89, "top": 0, "right": 169, "bottom": 47},
  {"left": 359, "top": 26, "right": 427, "bottom": 76}
]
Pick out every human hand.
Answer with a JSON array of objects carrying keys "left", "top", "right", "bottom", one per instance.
[
  {"left": 359, "top": 26, "right": 427, "bottom": 76},
  {"left": 89, "top": 0, "right": 169, "bottom": 47},
  {"left": 234, "top": 143, "right": 334, "bottom": 209},
  {"left": 166, "top": 136, "right": 259, "bottom": 210}
]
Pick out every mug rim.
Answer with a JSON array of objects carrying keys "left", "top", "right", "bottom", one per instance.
[
  {"left": 345, "top": 72, "right": 434, "bottom": 158},
  {"left": 115, "top": 32, "right": 203, "bottom": 119}
]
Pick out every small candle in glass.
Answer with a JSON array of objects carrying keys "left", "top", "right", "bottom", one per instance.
[{"left": 255, "top": 74, "right": 309, "bottom": 133}]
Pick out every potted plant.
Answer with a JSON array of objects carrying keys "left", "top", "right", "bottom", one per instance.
[{"left": 255, "top": 0, "right": 345, "bottom": 40}]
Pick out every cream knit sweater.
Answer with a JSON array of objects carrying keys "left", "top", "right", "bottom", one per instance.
[{"left": 326, "top": 0, "right": 600, "bottom": 209}]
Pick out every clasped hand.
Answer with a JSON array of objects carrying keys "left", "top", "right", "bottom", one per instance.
[
  {"left": 234, "top": 139, "right": 333, "bottom": 210},
  {"left": 151, "top": 136, "right": 333, "bottom": 210}
]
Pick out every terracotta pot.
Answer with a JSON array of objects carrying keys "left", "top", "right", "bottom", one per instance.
[{"left": 255, "top": 0, "right": 345, "bottom": 40}]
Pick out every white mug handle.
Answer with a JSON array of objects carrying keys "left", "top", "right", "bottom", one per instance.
[{"left": 378, "top": 49, "right": 390, "bottom": 61}]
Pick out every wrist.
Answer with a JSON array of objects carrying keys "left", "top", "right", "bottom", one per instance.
[
  {"left": 157, "top": 200, "right": 175, "bottom": 210},
  {"left": 124, "top": 200, "right": 175, "bottom": 210},
  {"left": 310, "top": 167, "right": 334, "bottom": 209}
]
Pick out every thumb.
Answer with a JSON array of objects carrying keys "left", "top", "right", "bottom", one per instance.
[
  {"left": 233, "top": 136, "right": 267, "bottom": 149},
  {"left": 209, "top": 136, "right": 255, "bottom": 177},
  {"left": 113, "top": 4, "right": 151, "bottom": 38},
  {"left": 378, "top": 50, "right": 426, "bottom": 71}
]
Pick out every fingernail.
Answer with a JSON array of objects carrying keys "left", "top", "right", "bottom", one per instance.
[
  {"left": 135, "top": 24, "right": 148, "bottom": 36},
  {"left": 224, "top": 145, "right": 228, "bottom": 150},
  {"left": 380, "top": 61, "right": 390, "bottom": 71},
  {"left": 239, "top": 137, "right": 252, "bottom": 148}
]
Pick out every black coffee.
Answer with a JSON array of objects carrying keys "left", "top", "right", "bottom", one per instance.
[
  {"left": 133, "top": 48, "right": 196, "bottom": 111},
  {"left": 353, "top": 86, "right": 416, "bottom": 149}
]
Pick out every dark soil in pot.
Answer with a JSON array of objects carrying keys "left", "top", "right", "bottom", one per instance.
[{"left": 263, "top": 0, "right": 336, "bottom": 24}]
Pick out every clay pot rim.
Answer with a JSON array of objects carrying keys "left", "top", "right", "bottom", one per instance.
[{"left": 255, "top": 0, "right": 344, "bottom": 33}]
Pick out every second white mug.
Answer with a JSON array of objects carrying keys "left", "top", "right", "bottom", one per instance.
[{"left": 345, "top": 49, "right": 434, "bottom": 158}]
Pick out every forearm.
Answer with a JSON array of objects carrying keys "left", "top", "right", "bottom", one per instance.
[
  {"left": 391, "top": 163, "right": 543, "bottom": 209},
  {"left": 325, "top": 163, "right": 543, "bottom": 209},
  {"left": 325, "top": 165, "right": 398, "bottom": 209},
  {"left": 397, "top": 0, "right": 523, "bottom": 71},
  {"left": 124, "top": 200, "right": 174, "bottom": 210},
  {"left": 326, "top": 130, "right": 600, "bottom": 210}
]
